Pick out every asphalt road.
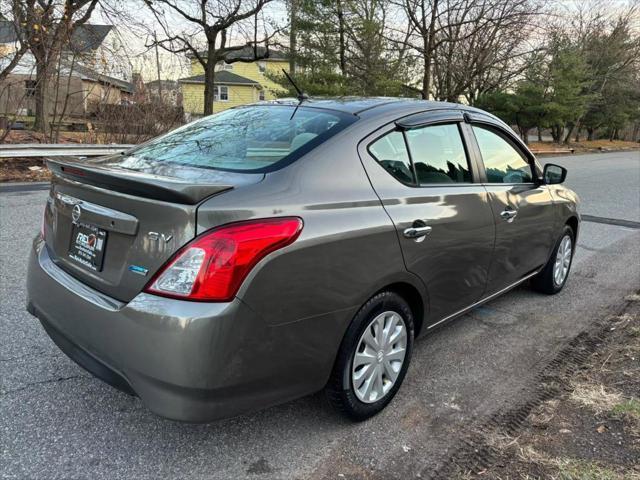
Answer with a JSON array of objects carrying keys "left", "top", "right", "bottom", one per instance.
[{"left": 1, "top": 151, "right": 639, "bottom": 480}]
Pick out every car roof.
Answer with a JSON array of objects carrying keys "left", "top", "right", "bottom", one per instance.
[{"left": 262, "top": 97, "right": 462, "bottom": 115}]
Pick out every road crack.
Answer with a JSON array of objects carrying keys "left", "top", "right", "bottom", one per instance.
[{"left": 1, "top": 374, "right": 87, "bottom": 397}]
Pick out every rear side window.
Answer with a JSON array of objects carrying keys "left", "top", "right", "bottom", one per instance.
[
  {"left": 118, "top": 106, "right": 356, "bottom": 173},
  {"left": 472, "top": 126, "right": 533, "bottom": 183},
  {"left": 368, "top": 131, "right": 414, "bottom": 184},
  {"left": 369, "top": 123, "right": 471, "bottom": 185},
  {"left": 405, "top": 124, "right": 471, "bottom": 184}
]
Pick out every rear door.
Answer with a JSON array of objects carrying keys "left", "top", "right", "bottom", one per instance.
[
  {"left": 464, "top": 119, "right": 556, "bottom": 293},
  {"left": 359, "top": 111, "right": 495, "bottom": 326}
]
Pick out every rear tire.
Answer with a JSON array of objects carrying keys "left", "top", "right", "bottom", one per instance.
[
  {"left": 531, "top": 225, "right": 575, "bottom": 294},
  {"left": 326, "top": 291, "right": 414, "bottom": 421}
]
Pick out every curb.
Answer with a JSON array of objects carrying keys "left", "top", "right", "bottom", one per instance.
[{"left": 0, "top": 182, "right": 50, "bottom": 193}]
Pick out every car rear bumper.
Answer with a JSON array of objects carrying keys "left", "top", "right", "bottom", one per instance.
[{"left": 26, "top": 237, "right": 348, "bottom": 422}]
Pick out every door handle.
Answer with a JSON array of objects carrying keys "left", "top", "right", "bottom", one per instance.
[
  {"left": 403, "top": 225, "right": 432, "bottom": 239},
  {"left": 500, "top": 208, "right": 518, "bottom": 222}
]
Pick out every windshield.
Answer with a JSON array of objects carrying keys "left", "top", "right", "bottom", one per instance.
[{"left": 118, "top": 105, "right": 356, "bottom": 173}]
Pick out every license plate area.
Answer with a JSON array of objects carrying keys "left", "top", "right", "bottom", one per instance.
[{"left": 68, "top": 222, "right": 108, "bottom": 272}]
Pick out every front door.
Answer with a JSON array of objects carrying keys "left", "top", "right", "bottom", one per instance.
[
  {"left": 360, "top": 117, "right": 495, "bottom": 326},
  {"left": 467, "top": 124, "right": 556, "bottom": 293}
]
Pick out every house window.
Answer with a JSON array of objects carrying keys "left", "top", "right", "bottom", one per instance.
[
  {"left": 216, "top": 62, "right": 233, "bottom": 71},
  {"left": 259, "top": 89, "right": 265, "bottom": 101},
  {"left": 214, "top": 86, "right": 229, "bottom": 101},
  {"left": 257, "top": 61, "right": 266, "bottom": 74},
  {"left": 25, "top": 80, "right": 37, "bottom": 97}
]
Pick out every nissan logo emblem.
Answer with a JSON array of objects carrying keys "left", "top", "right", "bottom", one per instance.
[{"left": 72, "top": 204, "right": 82, "bottom": 223}]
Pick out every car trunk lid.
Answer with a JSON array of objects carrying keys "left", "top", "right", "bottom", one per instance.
[{"left": 44, "top": 156, "right": 264, "bottom": 302}]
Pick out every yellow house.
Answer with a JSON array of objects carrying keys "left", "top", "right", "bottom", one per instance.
[{"left": 179, "top": 46, "right": 288, "bottom": 116}]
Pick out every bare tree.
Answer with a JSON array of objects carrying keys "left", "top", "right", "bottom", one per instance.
[
  {"left": 144, "top": 0, "right": 279, "bottom": 116},
  {"left": 0, "top": 4, "right": 28, "bottom": 85},
  {"left": 432, "top": 0, "right": 542, "bottom": 103},
  {"left": 396, "top": 0, "right": 540, "bottom": 100},
  {"left": 12, "top": 0, "right": 100, "bottom": 134}
]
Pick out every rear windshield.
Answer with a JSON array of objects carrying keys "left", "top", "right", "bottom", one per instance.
[{"left": 119, "top": 105, "right": 356, "bottom": 173}]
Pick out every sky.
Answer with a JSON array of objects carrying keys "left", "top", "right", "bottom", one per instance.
[{"left": 95, "top": 0, "right": 289, "bottom": 81}]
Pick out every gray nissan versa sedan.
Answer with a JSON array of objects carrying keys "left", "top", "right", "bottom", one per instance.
[{"left": 26, "top": 98, "right": 579, "bottom": 422}]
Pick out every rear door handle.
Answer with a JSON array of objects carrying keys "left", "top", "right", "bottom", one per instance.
[
  {"left": 403, "top": 225, "right": 432, "bottom": 240},
  {"left": 500, "top": 208, "right": 518, "bottom": 222}
]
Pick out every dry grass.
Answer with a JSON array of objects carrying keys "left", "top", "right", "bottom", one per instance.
[
  {"left": 510, "top": 445, "right": 640, "bottom": 480},
  {"left": 569, "top": 383, "right": 624, "bottom": 415}
]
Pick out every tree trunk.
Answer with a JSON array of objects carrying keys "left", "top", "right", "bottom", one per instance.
[
  {"left": 574, "top": 128, "right": 580, "bottom": 142},
  {"left": 289, "top": 0, "right": 297, "bottom": 73},
  {"left": 587, "top": 127, "right": 594, "bottom": 141},
  {"left": 537, "top": 127, "right": 542, "bottom": 142},
  {"left": 422, "top": 59, "right": 430, "bottom": 100},
  {"left": 563, "top": 122, "right": 575, "bottom": 144},
  {"left": 203, "top": 51, "right": 217, "bottom": 116},
  {"left": 522, "top": 128, "right": 529, "bottom": 145},
  {"left": 336, "top": 0, "right": 346, "bottom": 75},
  {"left": 33, "top": 61, "right": 52, "bottom": 134}
]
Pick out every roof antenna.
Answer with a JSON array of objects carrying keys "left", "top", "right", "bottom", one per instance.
[{"left": 282, "top": 69, "right": 308, "bottom": 103}]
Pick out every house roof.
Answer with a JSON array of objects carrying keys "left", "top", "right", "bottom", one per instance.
[
  {"left": 178, "top": 71, "right": 260, "bottom": 86},
  {"left": 0, "top": 21, "right": 112, "bottom": 52},
  {"left": 72, "top": 63, "right": 133, "bottom": 93},
  {"left": 0, "top": 53, "right": 132, "bottom": 93},
  {"left": 187, "top": 45, "right": 287, "bottom": 62}
]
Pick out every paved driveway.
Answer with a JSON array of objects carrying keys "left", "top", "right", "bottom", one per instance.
[{"left": 1, "top": 151, "right": 639, "bottom": 479}]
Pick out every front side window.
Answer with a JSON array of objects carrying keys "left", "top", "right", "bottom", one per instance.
[
  {"left": 117, "top": 105, "right": 356, "bottom": 173},
  {"left": 472, "top": 126, "right": 533, "bottom": 183},
  {"left": 369, "top": 131, "right": 413, "bottom": 184},
  {"left": 405, "top": 124, "right": 471, "bottom": 184}
]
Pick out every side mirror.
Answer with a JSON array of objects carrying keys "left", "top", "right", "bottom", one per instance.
[{"left": 542, "top": 163, "right": 567, "bottom": 185}]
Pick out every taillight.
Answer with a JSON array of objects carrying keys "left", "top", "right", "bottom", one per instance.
[{"left": 144, "top": 217, "right": 303, "bottom": 302}]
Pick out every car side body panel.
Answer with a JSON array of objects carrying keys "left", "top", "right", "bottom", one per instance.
[
  {"left": 196, "top": 123, "right": 427, "bottom": 328},
  {"left": 357, "top": 119, "right": 496, "bottom": 325}
]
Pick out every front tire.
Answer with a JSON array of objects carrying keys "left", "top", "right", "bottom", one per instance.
[
  {"left": 531, "top": 225, "right": 575, "bottom": 294},
  {"left": 326, "top": 291, "right": 414, "bottom": 421}
]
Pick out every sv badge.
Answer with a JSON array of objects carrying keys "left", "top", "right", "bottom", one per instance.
[{"left": 147, "top": 232, "right": 173, "bottom": 243}]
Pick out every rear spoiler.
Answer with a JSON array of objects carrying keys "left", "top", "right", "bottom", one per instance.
[{"left": 46, "top": 157, "right": 234, "bottom": 205}]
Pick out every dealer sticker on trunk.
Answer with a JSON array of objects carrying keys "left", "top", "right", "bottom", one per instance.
[{"left": 68, "top": 223, "right": 108, "bottom": 272}]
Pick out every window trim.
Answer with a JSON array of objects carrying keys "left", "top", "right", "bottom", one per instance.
[
  {"left": 25, "top": 80, "right": 37, "bottom": 97},
  {"left": 466, "top": 122, "right": 538, "bottom": 186},
  {"left": 367, "top": 121, "right": 475, "bottom": 187},
  {"left": 214, "top": 85, "right": 229, "bottom": 102},
  {"left": 366, "top": 129, "right": 416, "bottom": 187}
]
